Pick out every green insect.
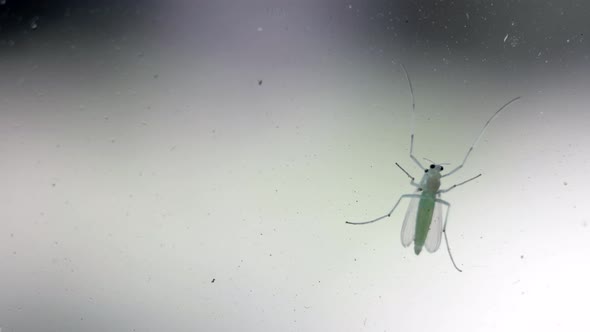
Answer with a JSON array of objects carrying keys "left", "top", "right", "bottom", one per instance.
[{"left": 346, "top": 65, "right": 520, "bottom": 272}]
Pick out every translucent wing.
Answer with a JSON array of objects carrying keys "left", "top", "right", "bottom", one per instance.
[
  {"left": 400, "top": 193, "right": 421, "bottom": 247},
  {"left": 424, "top": 199, "right": 444, "bottom": 253}
]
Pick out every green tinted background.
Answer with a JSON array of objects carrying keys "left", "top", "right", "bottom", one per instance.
[{"left": 1, "top": 1, "right": 589, "bottom": 331}]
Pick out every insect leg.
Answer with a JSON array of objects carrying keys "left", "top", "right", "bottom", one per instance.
[
  {"left": 400, "top": 64, "right": 425, "bottom": 170},
  {"left": 442, "top": 96, "right": 521, "bottom": 178},
  {"left": 438, "top": 173, "right": 482, "bottom": 194},
  {"left": 435, "top": 198, "right": 462, "bottom": 272},
  {"left": 395, "top": 162, "right": 420, "bottom": 188},
  {"left": 346, "top": 194, "right": 421, "bottom": 225}
]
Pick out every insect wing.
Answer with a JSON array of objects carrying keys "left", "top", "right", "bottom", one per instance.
[
  {"left": 400, "top": 193, "right": 420, "bottom": 247},
  {"left": 424, "top": 199, "right": 444, "bottom": 253}
]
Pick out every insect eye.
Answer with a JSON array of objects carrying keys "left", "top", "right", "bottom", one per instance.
[
  {"left": 440, "top": 166, "right": 444, "bottom": 171},
  {"left": 430, "top": 164, "right": 435, "bottom": 169}
]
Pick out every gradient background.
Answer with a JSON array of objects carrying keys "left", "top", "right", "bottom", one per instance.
[{"left": 1, "top": 1, "right": 589, "bottom": 331}]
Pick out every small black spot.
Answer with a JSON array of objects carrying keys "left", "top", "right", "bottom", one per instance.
[
  {"left": 258, "top": 80, "right": 263, "bottom": 86},
  {"left": 425, "top": 169, "right": 428, "bottom": 173},
  {"left": 430, "top": 164, "right": 435, "bottom": 169},
  {"left": 211, "top": 278, "right": 215, "bottom": 283},
  {"left": 440, "top": 166, "right": 444, "bottom": 171}
]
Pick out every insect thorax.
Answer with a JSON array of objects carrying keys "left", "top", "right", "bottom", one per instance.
[{"left": 420, "top": 171, "right": 441, "bottom": 193}]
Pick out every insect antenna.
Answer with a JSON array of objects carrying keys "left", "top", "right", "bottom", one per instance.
[
  {"left": 423, "top": 157, "right": 450, "bottom": 166},
  {"left": 400, "top": 64, "right": 424, "bottom": 170}
]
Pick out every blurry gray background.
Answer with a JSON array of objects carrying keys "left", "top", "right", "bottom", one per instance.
[{"left": 1, "top": 0, "right": 589, "bottom": 331}]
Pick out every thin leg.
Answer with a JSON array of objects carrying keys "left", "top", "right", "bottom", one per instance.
[
  {"left": 442, "top": 96, "right": 521, "bottom": 178},
  {"left": 435, "top": 198, "right": 462, "bottom": 272},
  {"left": 400, "top": 64, "right": 424, "bottom": 170},
  {"left": 395, "top": 162, "right": 420, "bottom": 188},
  {"left": 438, "top": 173, "right": 482, "bottom": 194},
  {"left": 346, "top": 194, "right": 421, "bottom": 225}
]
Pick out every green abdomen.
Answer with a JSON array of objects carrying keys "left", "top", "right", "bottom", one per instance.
[{"left": 414, "top": 194, "right": 436, "bottom": 255}]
